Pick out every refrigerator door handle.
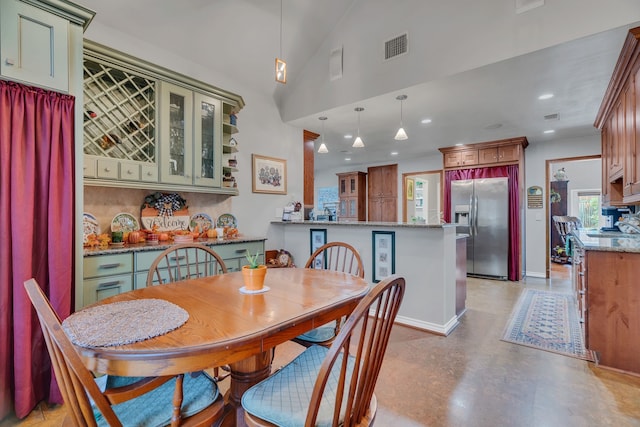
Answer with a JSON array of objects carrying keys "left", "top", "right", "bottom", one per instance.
[
  {"left": 474, "top": 194, "right": 479, "bottom": 236},
  {"left": 468, "top": 192, "right": 474, "bottom": 236}
]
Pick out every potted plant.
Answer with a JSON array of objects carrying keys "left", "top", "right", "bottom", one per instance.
[{"left": 242, "top": 250, "right": 267, "bottom": 291}]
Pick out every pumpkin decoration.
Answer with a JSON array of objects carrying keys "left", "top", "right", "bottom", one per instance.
[{"left": 128, "top": 230, "right": 142, "bottom": 244}]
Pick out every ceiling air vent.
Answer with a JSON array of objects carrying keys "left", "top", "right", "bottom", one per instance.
[
  {"left": 384, "top": 33, "right": 408, "bottom": 61},
  {"left": 544, "top": 113, "right": 559, "bottom": 121}
]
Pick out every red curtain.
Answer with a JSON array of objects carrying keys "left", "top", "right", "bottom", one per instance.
[
  {"left": 444, "top": 165, "right": 520, "bottom": 281},
  {"left": 0, "top": 81, "right": 75, "bottom": 419}
]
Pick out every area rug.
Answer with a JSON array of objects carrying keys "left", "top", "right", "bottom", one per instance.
[{"left": 501, "top": 289, "right": 596, "bottom": 362}]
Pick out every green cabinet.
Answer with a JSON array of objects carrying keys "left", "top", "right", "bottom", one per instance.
[
  {"left": 81, "top": 240, "right": 265, "bottom": 308},
  {"left": 82, "top": 41, "right": 243, "bottom": 195}
]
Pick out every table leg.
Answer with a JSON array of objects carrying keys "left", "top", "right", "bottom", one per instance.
[{"left": 221, "top": 350, "right": 272, "bottom": 427}]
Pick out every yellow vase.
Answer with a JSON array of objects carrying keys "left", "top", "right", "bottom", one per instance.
[{"left": 242, "top": 265, "right": 267, "bottom": 291}]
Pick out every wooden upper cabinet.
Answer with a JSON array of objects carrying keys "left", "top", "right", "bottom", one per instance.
[
  {"left": 444, "top": 150, "right": 478, "bottom": 168},
  {"left": 595, "top": 26, "right": 640, "bottom": 205},
  {"left": 439, "top": 137, "right": 527, "bottom": 170}
]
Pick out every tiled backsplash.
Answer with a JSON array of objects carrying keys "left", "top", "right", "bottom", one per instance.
[{"left": 84, "top": 187, "right": 232, "bottom": 233}]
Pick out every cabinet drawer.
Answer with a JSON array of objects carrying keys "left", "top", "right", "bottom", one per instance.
[
  {"left": 135, "top": 250, "right": 163, "bottom": 272},
  {"left": 135, "top": 271, "right": 172, "bottom": 289},
  {"left": 84, "top": 254, "right": 133, "bottom": 278},
  {"left": 213, "top": 241, "right": 264, "bottom": 260},
  {"left": 83, "top": 157, "right": 97, "bottom": 178},
  {"left": 120, "top": 161, "right": 141, "bottom": 181},
  {"left": 141, "top": 164, "right": 158, "bottom": 182},
  {"left": 83, "top": 275, "right": 133, "bottom": 307},
  {"left": 96, "top": 158, "right": 119, "bottom": 179}
]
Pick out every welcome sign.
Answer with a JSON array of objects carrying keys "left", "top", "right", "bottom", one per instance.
[{"left": 140, "top": 207, "right": 190, "bottom": 231}]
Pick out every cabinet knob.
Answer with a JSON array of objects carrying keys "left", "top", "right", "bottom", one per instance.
[
  {"left": 146, "top": 172, "right": 153, "bottom": 176},
  {"left": 126, "top": 170, "right": 132, "bottom": 175},
  {"left": 104, "top": 167, "right": 111, "bottom": 172},
  {"left": 5, "top": 58, "right": 15, "bottom": 66}
]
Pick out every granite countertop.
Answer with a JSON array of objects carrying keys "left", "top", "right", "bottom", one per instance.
[
  {"left": 271, "top": 220, "right": 455, "bottom": 229},
  {"left": 84, "top": 236, "right": 266, "bottom": 257},
  {"left": 572, "top": 229, "right": 640, "bottom": 253}
]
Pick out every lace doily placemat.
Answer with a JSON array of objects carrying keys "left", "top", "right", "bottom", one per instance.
[{"left": 62, "top": 299, "right": 189, "bottom": 348}]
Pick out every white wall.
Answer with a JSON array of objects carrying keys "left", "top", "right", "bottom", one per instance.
[
  {"left": 83, "top": 23, "right": 303, "bottom": 251},
  {"left": 524, "top": 134, "right": 601, "bottom": 277},
  {"left": 551, "top": 159, "right": 602, "bottom": 220},
  {"left": 280, "top": 0, "right": 640, "bottom": 122}
]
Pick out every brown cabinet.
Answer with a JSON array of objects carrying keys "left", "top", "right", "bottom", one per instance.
[
  {"left": 439, "top": 137, "right": 527, "bottom": 170},
  {"left": 444, "top": 150, "right": 478, "bottom": 168},
  {"left": 337, "top": 171, "right": 366, "bottom": 221},
  {"left": 367, "top": 164, "right": 397, "bottom": 222},
  {"left": 577, "top": 248, "right": 640, "bottom": 374},
  {"left": 596, "top": 27, "right": 640, "bottom": 205}
]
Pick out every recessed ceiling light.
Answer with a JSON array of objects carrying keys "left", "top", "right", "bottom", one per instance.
[
  {"left": 345, "top": 157, "right": 351, "bottom": 161},
  {"left": 344, "top": 134, "right": 353, "bottom": 139},
  {"left": 421, "top": 118, "right": 432, "bottom": 124},
  {"left": 390, "top": 151, "right": 398, "bottom": 156},
  {"left": 543, "top": 129, "right": 555, "bottom": 134},
  {"left": 455, "top": 143, "right": 464, "bottom": 146},
  {"left": 538, "top": 93, "right": 554, "bottom": 100}
]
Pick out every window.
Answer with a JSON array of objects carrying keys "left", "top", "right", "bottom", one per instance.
[{"left": 572, "top": 190, "right": 601, "bottom": 228}]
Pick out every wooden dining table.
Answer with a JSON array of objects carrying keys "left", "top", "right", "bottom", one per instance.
[{"left": 74, "top": 268, "right": 370, "bottom": 426}]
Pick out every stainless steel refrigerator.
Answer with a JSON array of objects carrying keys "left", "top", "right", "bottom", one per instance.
[{"left": 451, "top": 177, "right": 508, "bottom": 279}]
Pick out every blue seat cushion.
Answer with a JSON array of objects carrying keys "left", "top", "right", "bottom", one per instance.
[
  {"left": 242, "top": 345, "right": 354, "bottom": 427},
  {"left": 94, "top": 372, "right": 219, "bottom": 427},
  {"left": 295, "top": 320, "right": 337, "bottom": 343}
]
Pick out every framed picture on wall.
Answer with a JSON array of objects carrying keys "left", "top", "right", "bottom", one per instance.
[
  {"left": 310, "top": 229, "right": 327, "bottom": 269},
  {"left": 406, "top": 178, "right": 414, "bottom": 201},
  {"left": 372, "top": 231, "right": 395, "bottom": 283},
  {"left": 252, "top": 154, "right": 287, "bottom": 194}
]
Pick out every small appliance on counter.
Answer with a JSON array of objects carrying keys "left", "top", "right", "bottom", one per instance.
[{"left": 601, "top": 207, "right": 631, "bottom": 231}]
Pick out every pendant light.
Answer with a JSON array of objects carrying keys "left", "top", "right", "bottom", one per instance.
[
  {"left": 394, "top": 94, "right": 408, "bottom": 140},
  {"left": 317, "top": 116, "right": 328, "bottom": 153},
  {"left": 353, "top": 107, "right": 365, "bottom": 148},
  {"left": 275, "top": 0, "right": 286, "bottom": 83}
]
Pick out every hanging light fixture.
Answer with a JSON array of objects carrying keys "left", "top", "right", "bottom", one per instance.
[
  {"left": 317, "top": 116, "right": 328, "bottom": 153},
  {"left": 275, "top": 0, "right": 287, "bottom": 84},
  {"left": 353, "top": 107, "right": 365, "bottom": 148},
  {"left": 394, "top": 94, "right": 408, "bottom": 140}
]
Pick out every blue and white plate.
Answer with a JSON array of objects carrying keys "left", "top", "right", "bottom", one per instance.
[
  {"left": 189, "top": 213, "right": 214, "bottom": 232},
  {"left": 217, "top": 213, "right": 237, "bottom": 228}
]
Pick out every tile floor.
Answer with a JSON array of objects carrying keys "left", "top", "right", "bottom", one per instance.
[{"left": 4, "top": 265, "right": 640, "bottom": 426}]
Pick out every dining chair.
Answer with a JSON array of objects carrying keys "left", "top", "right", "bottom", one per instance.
[
  {"left": 242, "top": 275, "right": 405, "bottom": 427},
  {"left": 146, "top": 242, "right": 228, "bottom": 287},
  {"left": 294, "top": 242, "right": 365, "bottom": 347},
  {"left": 23, "top": 278, "right": 224, "bottom": 427},
  {"left": 146, "top": 243, "right": 230, "bottom": 383},
  {"left": 552, "top": 215, "right": 582, "bottom": 245}
]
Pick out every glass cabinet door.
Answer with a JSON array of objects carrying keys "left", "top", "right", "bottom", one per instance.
[
  {"left": 193, "top": 93, "right": 221, "bottom": 187},
  {"left": 349, "top": 199, "right": 356, "bottom": 216},
  {"left": 160, "top": 82, "right": 193, "bottom": 185}
]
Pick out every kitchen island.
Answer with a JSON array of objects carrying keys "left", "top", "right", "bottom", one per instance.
[
  {"left": 572, "top": 229, "right": 640, "bottom": 375},
  {"left": 270, "top": 221, "right": 464, "bottom": 335}
]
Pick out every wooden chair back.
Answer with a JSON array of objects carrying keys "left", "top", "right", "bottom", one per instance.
[
  {"left": 306, "top": 275, "right": 405, "bottom": 426},
  {"left": 552, "top": 215, "right": 582, "bottom": 244},
  {"left": 305, "top": 242, "right": 365, "bottom": 279},
  {"left": 23, "top": 279, "right": 223, "bottom": 427},
  {"left": 146, "top": 243, "right": 227, "bottom": 287}
]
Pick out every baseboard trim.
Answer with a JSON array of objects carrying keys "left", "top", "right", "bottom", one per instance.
[
  {"left": 525, "top": 271, "right": 546, "bottom": 278},
  {"left": 393, "top": 314, "right": 459, "bottom": 336}
]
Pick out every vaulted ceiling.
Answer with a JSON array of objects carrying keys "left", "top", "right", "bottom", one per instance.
[{"left": 77, "top": 0, "right": 640, "bottom": 171}]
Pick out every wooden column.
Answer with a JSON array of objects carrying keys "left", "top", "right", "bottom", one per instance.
[{"left": 303, "top": 130, "right": 319, "bottom": 218}]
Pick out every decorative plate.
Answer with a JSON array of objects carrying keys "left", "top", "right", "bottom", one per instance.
[
  {"left": 217, "top": 213, "right": 237, "bottom": 228},
  {"left": 111, "top": 212, "right": 140, "bottom": 232},
  {"left": 189, "top": 213, "right": 214, "bottom": 232},
  {"left": 83, "top": 213, "right": 101, "bottom": 244}
]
